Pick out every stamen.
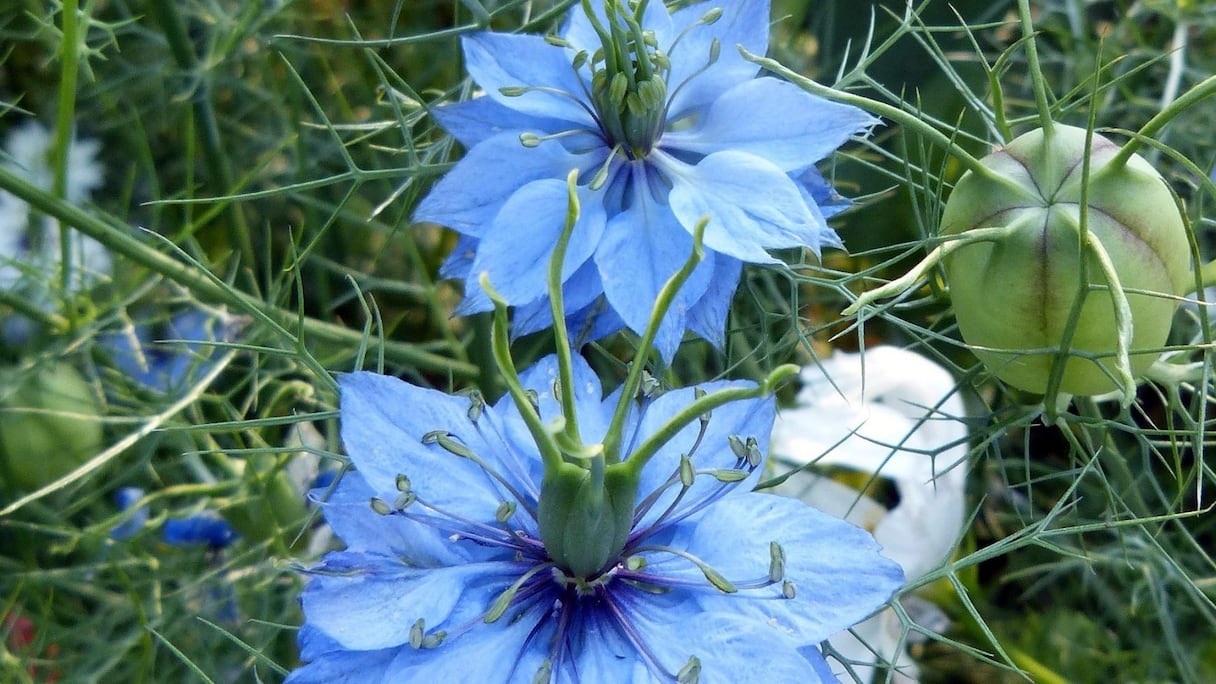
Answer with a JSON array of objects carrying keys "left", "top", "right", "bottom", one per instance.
[
  {"left": 587, "top": 145, "right": 622, "bottom": 190},
  {"left": 662, "top": 37, "right": 721, "bottom": 123},
  {"left": 485, "top": 561, "right": 555, "bottom": 623},
  {"left": 599, "top": 587, "right": 679, "bottom": 679},
  {"left": 421, "top": 429, "right": 539, "bottom": 519},
  {"left": 629, "top": 544, "right": 736, "bottom": 593},
  {"left": 390, "top": 493, "right": 543, "bottom": 554}
]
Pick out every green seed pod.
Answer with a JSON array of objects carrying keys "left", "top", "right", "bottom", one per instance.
[
  {"left": 941, "top": 125, "right": 1191, "bottom": 395},
  {"left": 0, "top": 363, "right": 104, "bottom": 491}
]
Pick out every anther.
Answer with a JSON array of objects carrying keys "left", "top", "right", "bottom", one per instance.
[
  {"left": 768, "top": 542, "right": 786, "bottom": 583},
  {"left": 496, "top": 500, "right": 517, "bottom": 523},
  {"left": 744, "top": 437, "right": 762, "bottom": 468},
  {"left": 677, "top": 656, "right": 701, "bottom": 684},
  {"left": 370, "top": 497, "right": 392, "bottom": 516},
  {"left": 679, "top": 454, "right": 695, "bottom": 487},
  {"left": 409, "top": 618, "right": 425, "bottom": 648},
  {"left": 467, "top": 390, "right": 485, "bottom": 423},
  {"left": 727, "top": 434, "right": 747, "bottom": 460},
  {"left": 533, "top": 659, "right": 553, "bottom": 684}
]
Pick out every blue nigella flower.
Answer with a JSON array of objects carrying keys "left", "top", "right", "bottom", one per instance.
[
  {"left": 101, "top": 309, "right": 228, "bottom": 394},
  {"left": 289, "top": 355, "right": 902, "bottom": 682},
  {"left": 416, "top": 0, "right": 876, "bottom": 360}
]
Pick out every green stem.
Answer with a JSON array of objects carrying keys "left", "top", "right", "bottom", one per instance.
[
  {"left": 740, "top": 48, "right": 1005, "bottom": 183},
  {"left": 0, "top": 290, "right": 66, "bottom": 332},
  {"left": 53, "top": 0, "right": 81, "bottom": 324},
  {"left": 622, "top": 364, "right": 798, "bottom": 478},
  {"left": 1111, "top": 74, "right": 1216, "bottom": 167},
  {"left": 0, "top": 165, "right": 476, "bottom": 381},
  {"left": 602, "top": 220, "right": 708, "bottom": 465},
  {"left": 482, "top": 274, "right": 564, "bottom": 471},
  {"left": 841, "top": 224, "right": 1020, "bottom": 316},
  {"left": 145, "top": 1, "right": 256, "bottom": 268},
  {"left": 1017, "top": 0, "right": 1055, "bottom": 134}
]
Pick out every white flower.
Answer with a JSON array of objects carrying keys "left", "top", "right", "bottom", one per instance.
[
  {"left": 1, "top": 121, "right": 110, "bottom": 336},
  {"left": 770, "top": 346, "right": 969, "bottom": 683}
]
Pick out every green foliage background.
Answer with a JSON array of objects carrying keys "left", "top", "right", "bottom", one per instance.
[{"left": 1, "top": 0, "right": 1214, "bottom": 681}]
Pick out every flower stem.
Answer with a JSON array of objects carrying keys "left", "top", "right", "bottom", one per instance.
[
  {"left": 602, "top": 220, "right": 708, "bottom": 465},
  {"left": 53, "top": 0, "right": 82, "bottom": 326},
  {"left": 1016, "top": 0, "right": 1054, "bottom": 135}
]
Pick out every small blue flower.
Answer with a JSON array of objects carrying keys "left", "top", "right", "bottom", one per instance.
[
  {"left": 163, "top": 514, "right": 238, "bottom": 550},
  {"left": 289, "top": 355, "right": 902, "bottom": 682},
  {"left": 416, "top": 0, "right": 876, "bottom": 359},
  {"left": 109, "top": 487, "right": 150, "bottom": 540},
  {"left": 101, "top": 309, "right": 228, "bottom": 394}
]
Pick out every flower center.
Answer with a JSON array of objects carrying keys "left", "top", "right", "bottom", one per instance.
[{"left": 582, "top": 0, "right": 670, "bottom": 159}]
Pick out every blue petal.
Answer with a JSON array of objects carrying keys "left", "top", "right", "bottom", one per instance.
[
  {"left": 289, "top": 627, "right": 399, "bottom": 684},
  {"left": 300, "top": 552, "right": 520, "bottom": 651},
  {"left": 630, "top": 385, "right": 775, "bottom": 530},
  {"left": 685, "top": 252, "right": 743, "bottom": 347},
  {"left": 594, "top": 169, "right": 713, "bottom": 361},
  {"left": 163, "top": 515, "right": 237, "bottom": 548},
  {"left": 313, "top": 474, "right": 486, "bottom": 566},
  {"left": 470, "top": 179, "right": 606, "bottom": 307},
  {"left": 665, "top": 0, "right": 770, "bottom": 118},
  {"left": 595, "top": 588, "right": 828, "bottom": 683},
  {"left": 439, "top": 234, "right": 477, "bottom": 280},
  {"left": 509, "top": 261, "right": 626, "bottom": 344},
  {"left": 680, "top": 494, "right": 904, "bottom": 645},
  {"left": 109, "top": 487, "right": 148, "bottom": 540},
  {"left": 488, "top": 355, "right": 615, "bottom": 481},
  {"left": 414, "top": 132, "right": 597, "bottom": 237},
  {"left": 798, "top": 166, "right": 853, "bottom": 220},
  {"left": 661, "top": 78, "right": 879, "bottom": 172},
  {"left": 381, "top": 600, "right": 552, "bottom": 683},
  {"left": 462, "top": 32, "right": 595, "bottom": 125},
  {"left": 432, "top": 96, "right": 566, "bottom": 148},
  {"left": 339, "top": 372, "right": 529, "bottom": 521},
  {"left": 661, "top": 150, "right": 824, "bottom": 262}
]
